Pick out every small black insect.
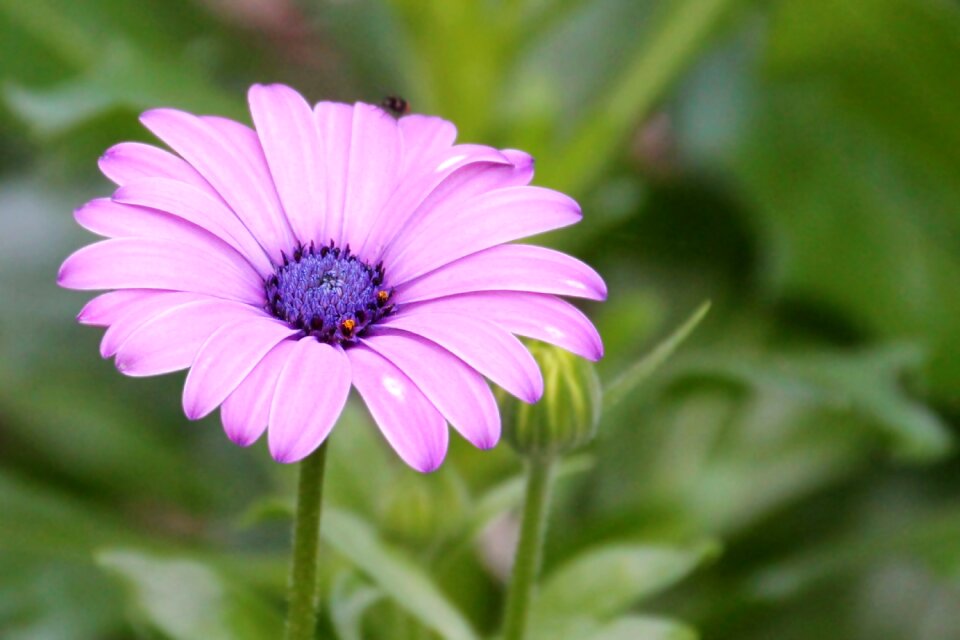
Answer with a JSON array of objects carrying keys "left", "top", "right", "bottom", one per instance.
[{"left": 381, "top": 95, "right": 410, "bottom": 116}]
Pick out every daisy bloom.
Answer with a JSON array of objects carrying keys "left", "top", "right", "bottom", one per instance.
[{"left": 59, "top": 84, "right": 605, "bottom": 472}]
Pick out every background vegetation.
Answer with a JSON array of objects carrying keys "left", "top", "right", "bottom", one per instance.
[{"left": 1, "top": 0, "right": 959, "bottom": 638}]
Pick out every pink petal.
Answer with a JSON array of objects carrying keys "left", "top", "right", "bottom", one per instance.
[
  {"left": 267, "top": 340, "right": 352, "bottom": 463},
  {"left": 361, "top": 145, "right": 512, "bottom": 260},
  {"left": 313, "top": 101, "right": 354, "bottom": 247},
  {"left": 397, "top": 114, "right": 457, "bottom": 176},
  {"left": 114, "top": 299, "right": 265, "bottom": 377},
  {"left": 99, "top": 142, "right": 209, "bottom": 188},
  {"left": 378, "top": 148, "right": 520, "bottom": 263},
  {"left": 182, "top": 317, "right": 297, "bottom": 420},
  {"left": 140, "top": 108, "right": 295, "bottom": 263},
  {"left": 386, "top": 185, "right": 581, "bottom": 284},
  {"left": 221, "top": 340, "right": 297, "bottom": 447},
  {"left": 341, "top": 103, "right": 401, "bottom": 258},
  {"left": 347, "top": 344, "right": 448, "bottom": 472},
  {"left": 58, "top": 238, "right": 264, "bottom": 304},
  {"left": 362, "top": 331, "right": 499, "bottom": 449},
  {"left": 248, "top": 84, "right": 326, "bottom": 248},
  {"left": 112, "top": 178, "right": 273, "bottom": 276},
  {"left": 499, "top": 149, "right": 535, "bottom": 186},
  {"left": 74, "top": 198, "right": 160, "bottom": 238},
  {"left": 396, "top": 292, "right": 603, "bottom": 361},
  {"left": 75, "top": 198, "right": 258, "bottom": 274},
  {"left": 100, "top": 291, "right": 209, "bottom": 357},
  {"left": 77, "top": 290, "right": 158, "bottom": 326},
  {"left": 75, "top": 198, "right": 269, "bottom": 278},
  {"left": 378, "top": 313, "right": 543, "bottom": 403},
  {"left": 394, "top": 244, "right": 607, "bottom": 303}
]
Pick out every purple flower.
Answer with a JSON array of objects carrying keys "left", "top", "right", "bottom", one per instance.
[{"left": 59, "top": 84, "right": 605, "bottom": 472}]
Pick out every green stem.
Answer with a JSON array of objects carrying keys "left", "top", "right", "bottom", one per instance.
[
  {"left": 501, "top": 455, "right": 556, "bottom": 640},
  {"left": 284, "top": 442, "right": 330, "bottom": 640},
  {"left": 542, "top": 0, "right": 743, "bottom": 193}
]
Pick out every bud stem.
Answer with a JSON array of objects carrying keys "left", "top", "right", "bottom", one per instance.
[
  {"left": 502, "top": 455, "right": 556, "bottom": 640},
  {"left": 285, "top": 441, "right": 329, "bottom": 640}
]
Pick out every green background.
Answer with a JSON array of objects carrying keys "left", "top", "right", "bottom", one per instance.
[{"left": 1, "top": 0, "right": 959, "bottom": 638}]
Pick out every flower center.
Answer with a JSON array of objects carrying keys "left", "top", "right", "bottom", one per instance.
[{"left": 265, "top": 243, "right": 393, "bottom": 344}]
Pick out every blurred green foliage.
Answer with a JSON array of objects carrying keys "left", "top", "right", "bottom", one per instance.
[{"left": 1, "top": 0, "right": 959, "bottom": 638}]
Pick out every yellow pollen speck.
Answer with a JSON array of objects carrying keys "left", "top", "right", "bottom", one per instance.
[
  {"left": 377, "top": 290, "right": 390, "bottom": 303},
  {"left": 342, "top": 319, "right": 356, "bottom": 333}
]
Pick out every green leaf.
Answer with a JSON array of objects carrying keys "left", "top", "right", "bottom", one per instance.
[
  {"left": 531, "top": 540, "right": 719, "bottom": 626},
  {"left": 430, "top": 455, "right": 594, "bottom": 575},
  {"left": 588, "top": 616, "right": 698, "bottom": 640},
  {"left": 726, "top": 0, "right": 960, "bottom": 400},
  {"left": 767, "top": 0, "right": 960, "bottom": 180},
  {"left": 385, "top": 0, "right": 511, "bottom": 138},
  {"left": 329, "top": 572, "right": 384, "bottom": 640},
  {"left": 0, "top": 0, "right": 221, "bottom": 69},
  {"left": 322, "top": 509, "right": 479, "bottom": 640},
  {"left": 315, "top": 0, "right": 420, "bottom": 101},
  {"left": 673, "top": 345, "right": 953, "bottom": 461},
  {"left": 469, "top": 454, "right": 594, "bottom": 539},
  {"left": 0, "top": 0, "right": 242, "bottom": 140},
  {"left": 325, "top": 402, "right": 399, "bottom": 519},
  {"left": 4, "top": 39, "right": 240, "bottom": 138},
  {"left": 531, "top": 614, "right": 698, "bottom": 640},
  {"left": 500, "top": 0, "right": 658, "bottom": 155},
  {"left": 0, "top": 472, "right": 159, "bottom": 638},
  {"left": 540, "top": 0, "right": 745, "bottom": 193},
  {"left": 97, "top": 549, "right": 282, "bottom": 640},
  {"left": 0, "top": 471, "right": 138, "bottom": 557},
  {"left": 0, "top": 555, "right": 125, "bottom": 640},
  {"left": 604, "top": 302, "right": 710, "bottom": 413},
  {"left": 748, "top": 506, "right": 960, "bottom": 602}
]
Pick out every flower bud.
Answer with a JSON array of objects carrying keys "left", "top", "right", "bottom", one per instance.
[{"left": 502, "top": 343, "right": 602, "bottom": 458}]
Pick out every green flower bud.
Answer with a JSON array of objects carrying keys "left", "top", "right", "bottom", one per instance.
[{"left": 502, "top": 343, "right": 602, "bottom": 458}]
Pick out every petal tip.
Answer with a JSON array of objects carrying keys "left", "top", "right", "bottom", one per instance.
[
  {"left": 139, "top": 107, "right": 185, "bottom": 131},
  {"left": 97, "top": 148, "right": 116, "bottom": 169},
  {"left": 247, "top": 82, "right": 277, "bottom": 103},
  {"left": 587, "top": 340, "right": 604, "bottom": 361},
  {"left": 527, "top": 371, "right": 546, "bottom": 403},
  {"left": 475, "top": 434, "right": 500, "bottom": 451},
  {"left": 56, "top": 261, "right": 73, "bottom": 288},
  {"left": 270, "top": 446, "right": 306, "bottom": 464},
  {"left": 413, "top": 455, "right": 445, "bottom": 474},
  {"left": 138, "top": 108, "right": 165, "bottom": 125},
  {"left": 181, "top": 395, "right": 207, "bottom": 421},
  {"left": 504, "top": 149, "right": 534, "bottom": 172},
  {"left": 250, "top": 81, "right": 294, "bottom": 95},
  {"left": 227, "top": 431, "right": 258, "bottom": 448},
  {"left": 597, "top": 275, "right": 609, "bottom": 297},
  {"left": 110, "top": 184, "right": 131, "bottom": 202},
  {"left": 589, "top": 280, "right": 609, "bottom": 301}
]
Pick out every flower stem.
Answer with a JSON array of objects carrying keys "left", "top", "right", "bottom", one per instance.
[
  {"left": 501, "top": 455, "right": 556, "bottom": 640},
  {"left": 285, "top": 441, "right": 329, "bottom": 640}
]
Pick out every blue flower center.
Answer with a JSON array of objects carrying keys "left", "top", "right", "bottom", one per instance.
[{"left": 265, "top": 243, "right": 393, "bottom": 344}]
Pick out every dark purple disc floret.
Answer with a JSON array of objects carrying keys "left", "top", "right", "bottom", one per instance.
[{"left": 265, "top": 242, "right": 393, "bottom": 344}]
